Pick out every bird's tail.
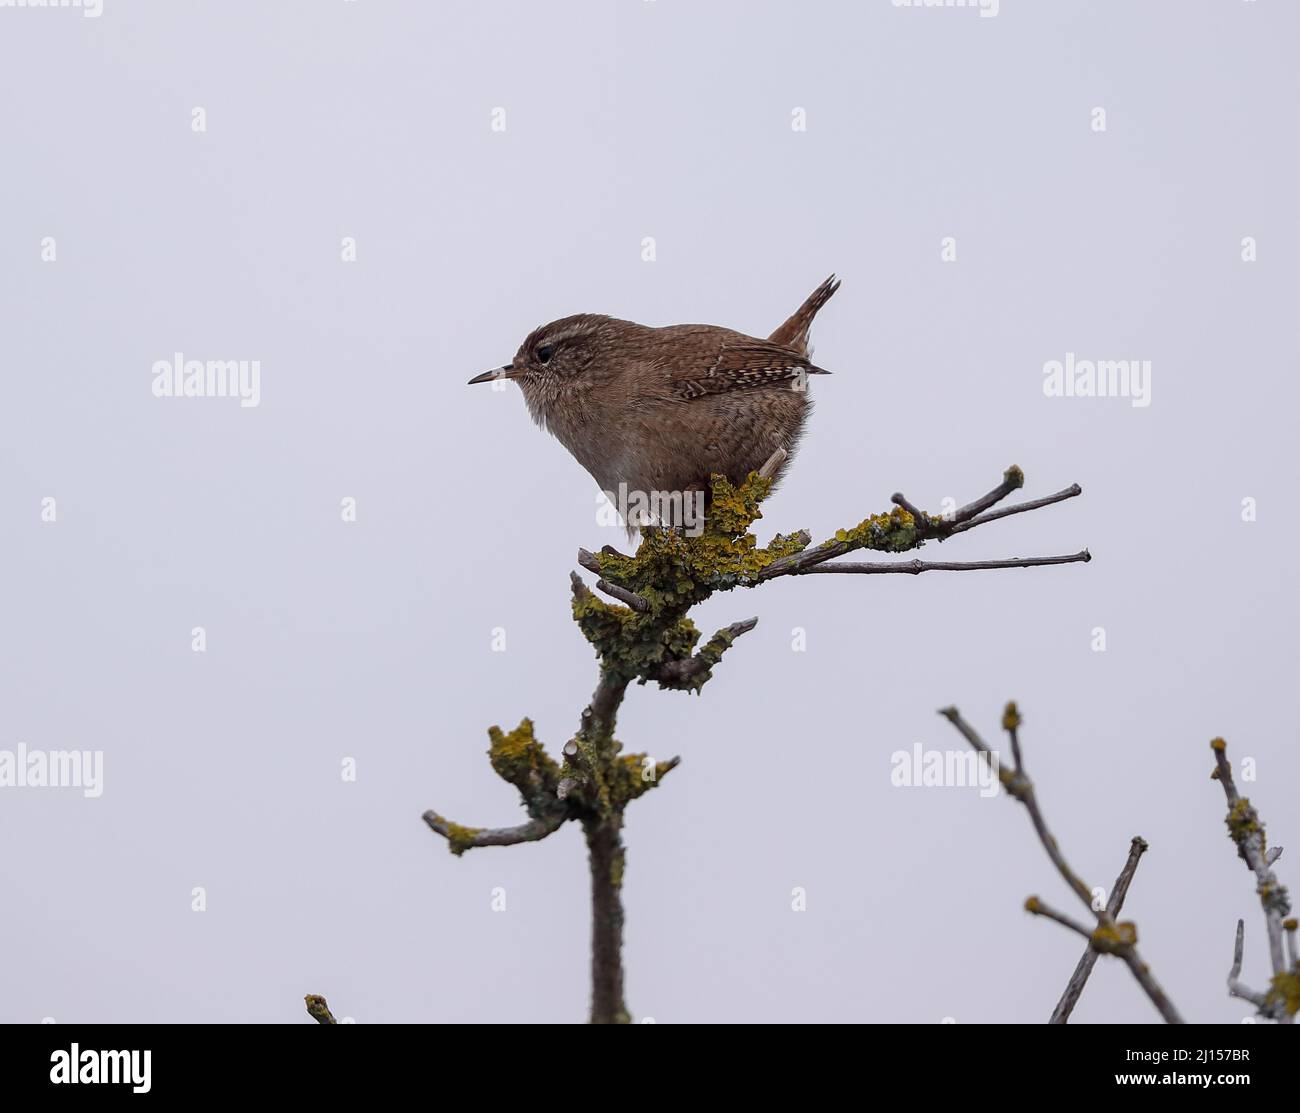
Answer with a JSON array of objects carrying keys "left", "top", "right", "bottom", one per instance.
[{"left": 768, "top": 274, "right": 841, "bottom": 356}]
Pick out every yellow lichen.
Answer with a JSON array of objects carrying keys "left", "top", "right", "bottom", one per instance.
[
  {"left": 1267, "top": 971, "right": 1300, "bottom": 1017},
  {"left": 444, "top": 821, "right": 483, "bottom": 857},
  {"left": 1090, "top": 921, "right": 1138, "bottom": 954}
]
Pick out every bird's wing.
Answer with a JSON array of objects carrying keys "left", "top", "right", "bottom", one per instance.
[{"left": 672, "top": 337, "right": 830, "bottom": 401}]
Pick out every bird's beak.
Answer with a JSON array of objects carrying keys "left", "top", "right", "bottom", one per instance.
[{"left": 468, "top": 365, "right": 524, "bottom": 386}]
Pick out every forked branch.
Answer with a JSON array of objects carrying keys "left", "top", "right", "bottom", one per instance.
[{"left": 940, "top": 703, "right": 1183, "bottom": 1024}]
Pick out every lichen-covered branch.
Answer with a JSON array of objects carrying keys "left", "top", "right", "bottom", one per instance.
[
  {"left": 586, "top": 814, "right": 628, "bottom": 1024},
  {"left": 423, "top": 809, "right": 567, "bottom": 855},
  {"left": 1050, "top": 836, "right": 1148, "bottom": 1024},
  {"left": 1211, "top": 737, "right": 1297, "bottom": 1022},
  {"left": 752, "top": 467, "right": 1083, "bottom": 582},
  {"left": 419, "top": 463, "right": 1087, "bottom": 1024},
  {"left": 940, "top": 703, "right": 1183, "bottom": 1024},
  {"left": 423, "top": 718, "right": 573, "bottom": 856},
  {"left": 644, "top": 616, "right": 758, "bottom": 691},
  {"left": 304, "top": 995, "right": 337, "bottom": 1024}
]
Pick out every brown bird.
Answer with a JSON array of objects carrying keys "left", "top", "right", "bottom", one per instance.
[{"left": 469, "top": 275, "right": 840, "bottom": 527}]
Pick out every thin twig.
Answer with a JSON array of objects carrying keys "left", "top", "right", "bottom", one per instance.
[
  {"left": 939, "top": 704, "right": 1184, "bottom": 1024},
  {"left": 758, "top": 447, "right": 787, "bottom": 479},
  {"left": 940, "top": 707, "right": 1092, "bottom": 909},
  {"left": 1003, "top": 703, "right": 1025, "bottom": 774},
  {"left": 423, "top": 810, "right": 567, "bottom": 854},
  {"left": 1025, "top": 896, "right": 1094, "bottom": 941},
  {"left": 757, "top": 466, "right": 1083, "bottom": 582},
  {"left": 1117, "top": 950, "right": 1185, "bottom": 1026},
  {"left": 1228, "top": 919, "right": 1270, "bottom": 1009},
  {"left": 595, "top": 578, "right": 650, "bottom": 612},
  {"left": 952, "top": 465, "right": 1024, "bottom": 523},
  {"left": 944, "top": 484, "right": 1083, "bottom": 537},
  {"left": 890, "top": 491, "right": 928, "bottom": 523},
  {"left": 795, "top": 551, "right": 1091, "bottom": 576},
  {"left": 1050, "top": 837, "right": 1148, "bottom": 1023}
]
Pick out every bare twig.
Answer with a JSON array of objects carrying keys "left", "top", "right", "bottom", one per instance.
[
  {"left": 1002, "top": 702, "right": 1025, "bottom": 774},
  {"left": 758, "top": 447, "right": 787, "bottom": 479},
  {"left": 944, "top": 484, "right": 1083, "bottom": 537},
  {"left": 1025, "top": 896, "right": 1094, "bottom": 941},
  {"left": 890, "top": 491, "right": 928, "bottom": 523},
  {"left": 952, "top": 465, "right": 1024, "bottom": 523},
  {"left": 422, "top": 809, "right": 568, "bottom": 854},
  {"left": 1228, "top": 919, "right": 1270, "bottom": 1010},
  {"left": 941, "top": 704, "right": 1092, "bottom": 909},
  {"left": 940, "top": 703, "right": 1183, "bottom": 1024},
  {"left": 1050, "top": 837, "right": 1148, "bottom": 1023},
  {"left": 801, "top": 552, "right": 1090, "bottom": 576},
  {"left": 595, "top": 578, "right": 650, "bottom": 612},
  {"left": 1116, "top": 950, "right": 1185, "bottom": 1027}
]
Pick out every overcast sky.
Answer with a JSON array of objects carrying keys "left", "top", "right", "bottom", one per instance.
[{"left": 1, "top": 0, "right": 1296, "bottom": 1024}]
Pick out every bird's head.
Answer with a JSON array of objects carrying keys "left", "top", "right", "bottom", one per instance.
[{"left": 468, "top": 314, "right": 620, "bottom": 392}]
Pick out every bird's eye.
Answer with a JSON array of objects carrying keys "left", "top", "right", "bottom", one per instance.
[{"left": 536, "top": 344, "right": 555, "bottom": 364}]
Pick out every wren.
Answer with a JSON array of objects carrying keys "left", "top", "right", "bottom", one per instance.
[{"left": 469, "top": 275, "right": 839, "bottom": 528}]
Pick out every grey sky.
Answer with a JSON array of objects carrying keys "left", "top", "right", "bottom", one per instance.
[{"left": 1, "top": 0, "right": 1296, "bottom": 1023}]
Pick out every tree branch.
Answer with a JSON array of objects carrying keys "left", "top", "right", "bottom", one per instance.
[
  {"left": 796, "top": 551, "right": 1090, "bottom": 576},
  {"left": 429, "top": 462, "right": 1090, "bottom": 1024},
  {"left": 304, "top": 994, "right": 337, "bottom": 1025},
  {"left": 940, "top": 703, "right": 1184, "bottom": 1024},
  {"left": 1228, "top": 919, "right": 1270, "bottom": 1010},
  {"left": 1050, "top": 836, "right": 1148, "bottom": 1023},
  {"left": 423, "top": 809, "right": 568, "bottom": 855},
  {"left": 951, "top": 465, "right": 1025, "bottom": 522},
  {"left": 1024, "top": 896, "right": 1094, "bottom": 941},
  {"left": 595, "top": 578, "right": 650, "bottom": 612},
  {"left": 645, "top": 617, "right": 758, "bottom": 690},
  {"left": 1211, "top": 737, "right": 1295, "bottom": 1022},
  {"left": 944, "top": 484, "right": 1083, "bottom": 537},
  {"left": 757, "top": 446, "right": 787, "bottom": 479},
  {"left": 756, "top": 466, "right": 1084, "bottom": 583},
  {"left": 585, "top": 814, "right": 629, "bottom": 1024}
]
